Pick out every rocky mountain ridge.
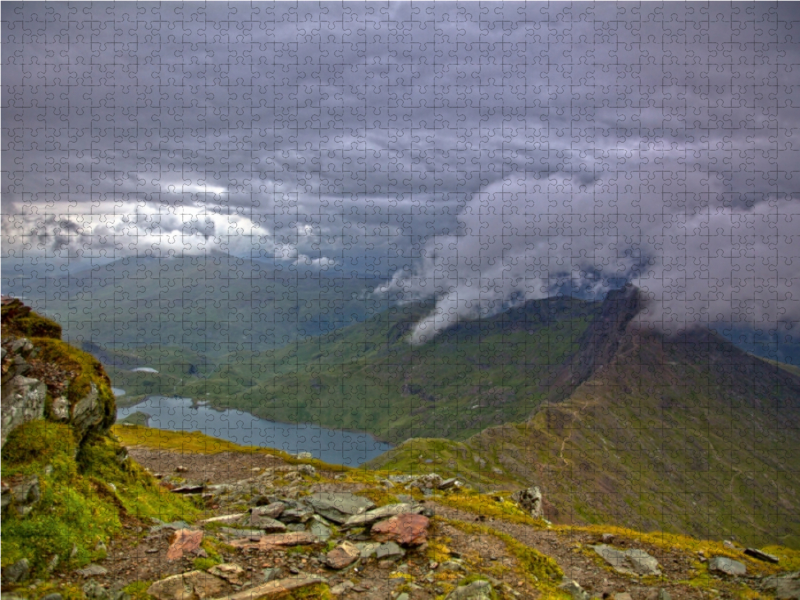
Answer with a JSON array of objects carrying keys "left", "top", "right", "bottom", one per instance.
[{"left": 3, "top": 298, "right": 800, "bottom": 600}]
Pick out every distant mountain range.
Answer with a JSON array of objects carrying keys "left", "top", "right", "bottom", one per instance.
[{"left": 2, "top": 253, "right": 385, "bottom": 359}]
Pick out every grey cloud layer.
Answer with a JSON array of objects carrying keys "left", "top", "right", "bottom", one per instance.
[{"left": 3, "top": 3, "right": 799, "bottom": 333}]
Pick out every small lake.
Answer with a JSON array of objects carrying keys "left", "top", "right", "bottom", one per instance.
[{"left": 116, "top": 396, "right": 393, "bottom": 467}]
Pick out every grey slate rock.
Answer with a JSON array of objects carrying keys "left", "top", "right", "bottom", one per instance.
[
  {"left": 708, "top": 556, "right": 746, "bottom": 576},
  {"left": 559, "top": 579, "right": 590, "bottom": 600},
  {"left": 248, "top": 513, "right": 288, "bottom": 532},
  {"left": 2, "top": 558, "right": 30, "bottom": 583},
  {"left": 446, "top": 580, "right": 494, "bottom": 600},
  {"left": 306, "top": 492, "right": 375, "bottom": 524},
  {"left": 375, "top": 541, "right": 405, "bottom": 560},
  {"left": 744, "top": 548, "right": 780, "bottom": 564},
  {"left": 762, "top": 571, "right": 800, "bottom": 600},
  {"left": 592, "top": 545, "right": 661, "bottom": 576}
]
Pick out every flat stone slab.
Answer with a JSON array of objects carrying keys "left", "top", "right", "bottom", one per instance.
[
  {"left": 210, "top": 575, "right": 326, "bottom": 600},
  {"left": 375, "top": 541, "right": 405, "bottom": 560},
  {"left": 744, "top": 548, "right": 780, "bottom": 564},
  {"left": 342, "top": 503, "right": 421, "bottom": 528},
  {"left": 708, "top": 556, "right": 746, "bottom": 576},
  {"left": 200, "top": 514, "right": 247, "bottom": 526},
  {"left": 148, "top": 571, "right": 226, "bottom": 600},
  {"left": 247, "top": 514, "right": 287, "bottom": 533},
  {"left": 306, "top": 493, "right": 375, "bottom": 524},
  {"left": 592, "top": 545, "right": 661, "bottom": 577},
  {"left": 221, "top": 527, "right": 266, "bottom": 538},
  {"left": 251, "top": 503, "right": 285, "bottom": 519},
  {"left": 229, "top": 531, "right": 319, "bottom": 550}
]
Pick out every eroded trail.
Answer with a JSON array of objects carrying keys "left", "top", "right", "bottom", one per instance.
[{"left": 50, "top": 445, "right": 792, "bottom": 600}]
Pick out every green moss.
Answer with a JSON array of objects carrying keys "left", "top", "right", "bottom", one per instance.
[
  {"left": 1, "top": 425, "right": 197, "bottom": 577},
  {"left": 122, "top": 580, "right": 156, "bottom": 600},
  {"left": 1, "top": 300, "right": 62, "bottom": 339},
  {"left": 287, "top": 583, "right": 333, "bottom": 600},
  {"left": 31, "top": 337, "right": 116, "bottom": 432},
  {"left": 2, "top": 420, "right": 77, "bottom": 473},
  {"left": 192, "top": 556, "right": 220, "bottom": 571},
  {"left": 445, "top": 518, "right": 563, "bottom": 591}
]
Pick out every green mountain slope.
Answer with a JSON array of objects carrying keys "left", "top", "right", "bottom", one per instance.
[
  {"left": 368, "top": 291, "right": 800, "bottom": 548},
  {"left": 173, "top": 296, "right": 601, "bottom": 443}
]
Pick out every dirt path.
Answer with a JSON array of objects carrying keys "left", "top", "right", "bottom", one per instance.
[{"left": 52, "top": 447, "right": 767, "bottom": 600}]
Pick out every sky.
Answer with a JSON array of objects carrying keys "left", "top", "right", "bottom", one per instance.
[{"left": 3, "top": 2, "right": 800, "bottom": 340}]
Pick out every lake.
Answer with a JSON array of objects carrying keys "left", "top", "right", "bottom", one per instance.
[{"left": 116, "top": 396, "right": 393, "bottom": 467}]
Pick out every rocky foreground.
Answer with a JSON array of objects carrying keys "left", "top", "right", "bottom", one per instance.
[{"left": 4, "top": 439, "right": 797, "bottom": 600}]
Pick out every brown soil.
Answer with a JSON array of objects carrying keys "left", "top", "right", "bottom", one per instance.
[{"left": 56, "top": 448, "right": 753, "bottom": 600}]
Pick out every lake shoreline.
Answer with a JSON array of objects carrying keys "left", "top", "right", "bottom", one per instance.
[
  {"left": 116, "top": 396, "right": 393, "bottom": 467},
  {"left": 115, "top": 393, "right": 397, "bottom": 446}
]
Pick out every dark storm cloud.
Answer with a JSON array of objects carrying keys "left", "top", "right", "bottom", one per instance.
[{"left": 3, "top": 2, "right": 799, "bottom": 334}]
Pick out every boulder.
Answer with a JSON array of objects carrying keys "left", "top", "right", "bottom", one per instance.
[
  {"left": 708, "top": 556, "right": 746, "bottom": 576},
  {"left": 592, "top": 545, "right": 661, "bottom": 576},
  {"left": 511, "top": 486, "right": 543, "bottom": 518},
  {"left": 371, "top": 513, "right": 430, "bottom": 546},
  {"left": 306, "top": 492, "right": 375, "bottom": 524}
]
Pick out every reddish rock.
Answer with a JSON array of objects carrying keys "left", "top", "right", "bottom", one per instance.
[
  {"left": 166, "top": 529, "right": 204, "bottom": 561},
  {"left": 208, "top": 563, "right": 247, "bottom": 585},
  {"left": 211, "top": 575, "right": 326, "bottom": 600},
  {"left": 326, "top": 541, "right": 360, "bottom": 569},
  {"left": 229, "top": 531, "right": 318, "bottom": 550},
  {"left": 371, "top": 513, "right": 429, "bottom": 546}
]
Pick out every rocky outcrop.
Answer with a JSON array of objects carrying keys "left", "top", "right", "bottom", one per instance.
[
  {"left": 1, "top": 299, "right": 116, "bottom": 448},
  {"left": 512, "top": 486, "right": 543, "bottom": 518}
]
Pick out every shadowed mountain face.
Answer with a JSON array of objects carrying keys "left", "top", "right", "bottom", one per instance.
[{"left": 370, "top": 287, "right": 800, "bottom": 548}]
